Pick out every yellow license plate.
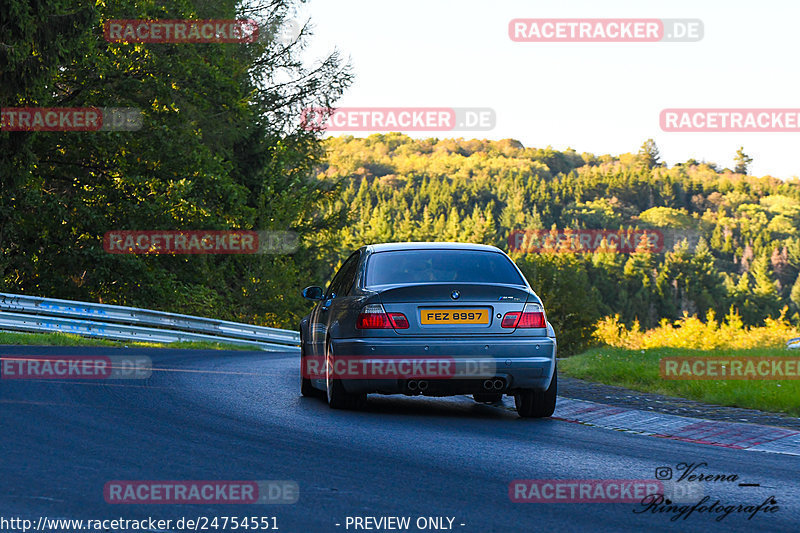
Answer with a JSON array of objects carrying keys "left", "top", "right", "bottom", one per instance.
[{"left": 420, "top": 309, "right": 489, "bottom": 325}]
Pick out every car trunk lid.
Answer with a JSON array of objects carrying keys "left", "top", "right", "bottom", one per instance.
[{"left": 378, "top": 283, "right": 530, "bottom": 335}]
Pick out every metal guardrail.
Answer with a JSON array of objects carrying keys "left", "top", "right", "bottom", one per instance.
[
  {"left": 788, "top": 337, "right": 800, "bottom": 350},
  {"left": 0, "top": 292, "right": 299, "bottom": 352}
]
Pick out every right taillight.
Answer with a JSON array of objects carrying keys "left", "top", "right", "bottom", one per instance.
[
  {"left": 501, "top": 303, "right": 545, "bottom": 328},
  {"left": 357, "top": 304, "right": 409, "bottom": 329},
  {"left": 387, "top": 312, "right": 409, "bottom": 329}
]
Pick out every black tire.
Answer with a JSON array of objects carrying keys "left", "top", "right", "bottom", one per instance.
[
  {"left": 300, "top": 341, "right": 322, "bottom": 398},
  {"left": 473, "top": 393, "right": 503, "bottom": 403},
  {"left": 515, "top": 368, "right": 557, "bottom": 418},
  {"left": 325, "top": 340, "right": 365, "bottom": 410}
]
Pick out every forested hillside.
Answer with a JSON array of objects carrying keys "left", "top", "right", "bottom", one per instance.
[{"left": 315, "top": 134, "right": 800, "bottom": 353}]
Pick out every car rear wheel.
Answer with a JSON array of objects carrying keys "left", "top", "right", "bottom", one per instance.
[
  {"left": 473, "top": 393, "right": 503, "bottom": 403},
  {"left": 515, "top": 368, "right": 557, "bottom": 418},
  {"left": 325, "top": 340, "right": 365, "bottom": 409}
]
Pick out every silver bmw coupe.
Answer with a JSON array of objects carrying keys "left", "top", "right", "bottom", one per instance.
[{"left": 299, "top": 242, "right": 557, "bottom": 418}]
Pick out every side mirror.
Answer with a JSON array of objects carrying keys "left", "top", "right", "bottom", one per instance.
[{"left": 302, "top": 286, "right": 325, "bottom": 300}]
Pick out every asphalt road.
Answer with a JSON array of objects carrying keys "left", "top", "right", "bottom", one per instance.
[{"left": 1, "top": 346, "right": 799, "bottom": 533}]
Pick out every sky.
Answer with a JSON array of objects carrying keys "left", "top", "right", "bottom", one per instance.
[{"left": 295, "top": 0, "right": 800, "bottom": 179}]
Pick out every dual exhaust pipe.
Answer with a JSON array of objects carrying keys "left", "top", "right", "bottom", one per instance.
[
  {"left": 407, "top": 380, "right": 429, "bottom": 391},
  {"left": 407, "top": 378, "right": 505, "bottom": 392},
  {"left": 483, "top": 378, "right": 506, "bottom": 391}
]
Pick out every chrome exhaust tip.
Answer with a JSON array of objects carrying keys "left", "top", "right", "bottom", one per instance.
[
  {"left": 408, "top": 380, "right": 418, "bottom": 391},
  {"left": 483, "top": 379, "right": 494, "bottom": 390},
  {"left": 417, "top": 380, "right": 429, "bottom": 391},
  {"left": 493, "top": 378, "right": 505, "bottom": 390}
]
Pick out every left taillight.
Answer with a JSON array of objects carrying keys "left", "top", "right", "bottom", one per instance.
[
  {"left": 501, "top": 303, "right": 546, "bottom": 329},
  {"left": 357, "top": 304, "right": 409, "bottom": 329}
]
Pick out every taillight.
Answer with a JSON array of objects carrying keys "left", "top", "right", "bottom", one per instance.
[
  {"left": 501, "top": 303, "right": 545, "bottom": 329},
  {"left": 388, "top": 312, "right": 409, "bottom": 329},
  {"left": 357, "top": 304, "right": 409, "bottom": 329},
  {"left": 501, "top": 312, "right": 521, "bottom": 328}
]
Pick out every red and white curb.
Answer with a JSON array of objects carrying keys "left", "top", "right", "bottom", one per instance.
[{"left": 553, "top": 397, "right": 800, "bottom": 456}]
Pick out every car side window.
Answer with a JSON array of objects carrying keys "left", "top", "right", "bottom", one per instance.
[
  {"left": 326, "top": 252, "right": 360, "bottom": 298},
  {"left": 338, "top": 253, "right": 361, "bottom": 296}
]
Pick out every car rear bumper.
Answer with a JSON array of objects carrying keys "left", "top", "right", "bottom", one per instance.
[{"left": 328, "top": 336, "right": 556, "bottom": 394}]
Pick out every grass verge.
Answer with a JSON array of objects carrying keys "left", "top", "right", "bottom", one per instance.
[
  {"left": 0, "top": 331, "right": 258, "bottom": 351},
  {"left": 560, "top": 346, "right": 800, "bottom": 417}
]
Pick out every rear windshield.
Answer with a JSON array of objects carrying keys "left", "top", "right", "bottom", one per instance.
[{"left": 365, "top": 250, "right": 525, "bottom": 287}]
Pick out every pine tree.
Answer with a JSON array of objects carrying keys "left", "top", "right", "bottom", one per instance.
[
  {"left": 734, "top": 147, "right": 753, "bottom": 175},
  {"left": 637, "top": 139, "right": 661, "bottom": 169},
  {"left": 750, "top": 254, "right": 780, "bottom": 321},
  {"left": 418, "top": 205, "right": 434, "bottom": 240},
  {"left": 443, "top": 207, "right": 461, "bottom": 241},
  {"left": 790, "top": 273, "right": 800, "bottom": 311},
  {"left": 623, "top": 249, "right": 658, "bottom": 327}
]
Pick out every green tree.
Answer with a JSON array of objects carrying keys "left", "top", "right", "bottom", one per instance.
[
  {"left": 516, "top": 253, "right": 602, "bottom": 355},
  {"left": 639, "top": 207, "right": 694, "bottom": 228},
  {"left": 791, "top": 273, "right": 800, "bottom": 313},
  {"left": 0, "top": 0, "right": 97, "bottom": 276},
  {"left": 637, "top": 139, "right": 661, "bottom": 169},
  {"left": 656, "top": 239, "right": 725, "bottom": 319},
  {"left": 623, "top": 248, "right": 658, "bottom": 327},
  {"left": 734, "top": 147, "right": 753, "bottom": 175},
  {"left": 748, "top": 254, "right": 781, "bottom": 322},
  {"left": 1, "top": 0, "right": 352, "bottom": 329}
]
